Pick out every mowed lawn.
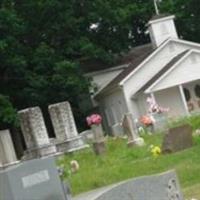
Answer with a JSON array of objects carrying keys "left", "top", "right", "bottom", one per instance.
[{"left": 57, "top": 134, "right": 200, "bottom": 199}]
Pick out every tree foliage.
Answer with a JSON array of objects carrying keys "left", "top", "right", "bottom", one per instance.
[{"left": 0, "top": 0, "right": 200, "bottom": 129}]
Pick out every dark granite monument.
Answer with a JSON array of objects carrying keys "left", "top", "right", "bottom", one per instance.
[{"left": 162, "top": 124, "right": 193, "bottom": 153}]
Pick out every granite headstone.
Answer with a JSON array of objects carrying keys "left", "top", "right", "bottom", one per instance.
[
  {"left": 162, "top": 124, "right": 193, "bottom": 153},
  {"left": 73, "top": 170, "right": 184, "bottom": 200}
]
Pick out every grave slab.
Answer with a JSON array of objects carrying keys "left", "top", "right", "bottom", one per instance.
[{"left": 72, "top": 170, "right": 184, "bottom": 200}]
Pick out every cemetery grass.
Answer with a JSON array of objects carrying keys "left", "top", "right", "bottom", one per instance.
[{"left": 57, "top": 134, "right": 200, "bottom": 199}]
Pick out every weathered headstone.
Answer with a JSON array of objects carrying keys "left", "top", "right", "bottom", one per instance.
[
  {"left": 73, "top": 170, "right": 184, "bottom": 200},
  {"left": 91, "top": 124, "right": 106, "bottom": 155},
  {"left": 122, "top": 113, "right": 145, "bottom": 147},
  {"left": 48, "top": 101, "right": 88, "bottom": 153},
  {"left": 162, "top": 124, "right": 193, "bottom": 153},
  {"left": 0, "top": 130, "right": 19, "bottom": 168},
  {"left": 18, "top": 107, "right": 57, "bottom": 159}
]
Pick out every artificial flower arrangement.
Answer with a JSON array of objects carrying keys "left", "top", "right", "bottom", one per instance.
[
  {"left": 139, "top": 97, "right": 169, "bottom": 130},
  {"left": 149, "top": 145, "right": 161, "bottom": 158},
  {"left": 140, "top": 115, "right": 154, "bottom": 127},
  {"left": 86, "top": 114, "right": 102, "bottom": 126},
  {"left": 146, "top": 97, "right": 169, "bottom": 114}
]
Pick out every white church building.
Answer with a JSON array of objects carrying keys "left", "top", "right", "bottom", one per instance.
[{"left": 86, "top": 14, "right": 200, "bottom": 132}]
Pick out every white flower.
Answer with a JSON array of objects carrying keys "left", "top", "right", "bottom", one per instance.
[{"left": 70, "top": 160, "right": 79, "bottom": 173}]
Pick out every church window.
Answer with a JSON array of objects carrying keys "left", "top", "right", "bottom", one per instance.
[
  {"left": 183, "top": 88, "right": 191, "bottom": 102},
  {"left": 194, "top": 84, "right": 200, "bottom": 98}
]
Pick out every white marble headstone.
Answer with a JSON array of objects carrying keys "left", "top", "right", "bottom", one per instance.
[
  {"left": 0, "top": 129, "right": 18, "bottom": 167},
  {"left": 48, "top": 101, "right": 78, "bottom": 141},
  {"left": 18, "top": 107, "right": 51, "bottom": 148}
]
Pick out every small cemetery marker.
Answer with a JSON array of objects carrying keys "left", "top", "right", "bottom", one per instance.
[
  {"left": 162, "top": 124, "right": 193, "bottom": 153},
  {"left": 122, "top": 113, "right": 145, "bottom": 147}
]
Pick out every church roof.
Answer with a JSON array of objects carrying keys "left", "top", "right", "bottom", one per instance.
[
  {"left": 150, "top": 14, "right": 172, "bottom": 21},
  {"left": 94, "top": 43, "right": 154, "bottom": 98},
  {"left": 82, "top": 44, "right": 153, "bottom": 74},
  {"left": 140, "top": 50, "right": 189, "bottom": 94}
]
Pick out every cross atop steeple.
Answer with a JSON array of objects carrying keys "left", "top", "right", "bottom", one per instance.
[{"left": 153, "top": 0, "right": 160, "bottom": 15}]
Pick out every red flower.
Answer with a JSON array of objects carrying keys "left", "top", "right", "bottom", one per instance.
[{"left": 140, "top": 115, "right": 153, "bottom": 126}]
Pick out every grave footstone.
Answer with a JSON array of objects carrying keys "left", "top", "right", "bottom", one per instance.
[
  {"left": 162, "top": 124, "right": 193, "bottom": 153},
  {"left": 48, "top": 101, "right": 88, "bottom": 153},
  {"left": 73, "top": 170, "right": 184, "bottom": 200},
  {"left": 18, "top": 107, "right": 57, "bottom": 159},
  {"left": 0, "top": 130, "right": 19, "bottom": 168},
  {"left": 122, "top": 113, "right": 145, "bottom": 147}
]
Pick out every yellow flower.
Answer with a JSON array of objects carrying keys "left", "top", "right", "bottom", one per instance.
[{"left": 151, "top": 146, "right": 161, "bottom": 158}]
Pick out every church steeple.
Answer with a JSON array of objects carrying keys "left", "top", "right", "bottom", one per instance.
[{"left": 148, "top": 14, "right": 178, "bottom": 48}]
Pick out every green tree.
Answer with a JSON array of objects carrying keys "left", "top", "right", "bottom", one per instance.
[
  {"left": 0, "top": 0, "right": 156, "bottom": 130},
  {"left": 160, "top": 0, "right": 200, "bottom": 43}
]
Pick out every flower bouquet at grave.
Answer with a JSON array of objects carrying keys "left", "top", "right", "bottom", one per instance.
[
  {"left": 86, "top": 114, "right": 105, "bottom": 155},
  {"left": 146, "top": 97, "right": 169, "bottom": 114},
  {"left": 86, "top": 113, "right": 104, "bottom": 141},
  {"left": 86, "top": 114, "right": 102, "bottom": 126},
  {"left": 139, "top": 115, "right": 155, "bottom": 134}
]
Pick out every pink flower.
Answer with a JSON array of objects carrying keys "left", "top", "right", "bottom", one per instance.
[
  {"left": 140, "top": 115, "right": 154, "bottom": 126},
  {"left": 146, "top": 97, "right": 169, "bottom": 114},
  {"left": 86, "top": 114, "right": 102, "bottom": 126}
]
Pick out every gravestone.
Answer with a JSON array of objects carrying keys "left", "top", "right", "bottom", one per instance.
[
  {"left": 91, "top": 124, "right": 106, "bottom": 155},
  {"left": 0, "top": 130, "right": 19, "bottom": 168},
  {"left": 73, "top": 170, "right": 184, "bottom": 200},
  {"left": 0, "top": 157, "right": 68, "bottom": 200},
  {"left": 162, "top": 124, "right": 193, "bottom": 153},
  {"left": 122, "top": 113, "right": 145, "bottom": 147},
  {"left": 48, "top": 101, "right": 88, "bottom": 153},
  {"left": 18, "top": 107, "right": 57, "bottom": 159}
]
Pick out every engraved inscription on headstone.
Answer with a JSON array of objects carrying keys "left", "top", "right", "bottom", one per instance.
[
  {"left": 22, "top": 170, "right": 50, "bottom": 188},
  {"left": 167, "top": 179, "right": 181, "bottom": 200}
]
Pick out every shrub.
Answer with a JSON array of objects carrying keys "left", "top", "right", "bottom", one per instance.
[{"left": 167, "top": 114, "right": 200, "bottom": 131}]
